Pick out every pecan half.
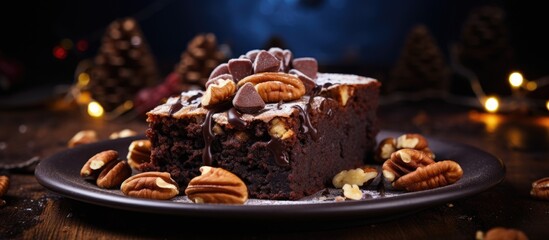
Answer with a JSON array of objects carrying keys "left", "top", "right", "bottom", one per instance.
[
  {"left": 80, "top": 150, "right": 118, "bottom": 179},
  {"left": 96, "top": 160, "right": 132, "bottom": 189},
  {"left": 382, "top": 149, "right": 435, "bottom": 182},
  {"left": 121, "top": 172, "right": 179, "bottom": 200},
  {"left": 375, "top": 137, "right": 397, "bottom": 163},
  {"left": 201, "top": 78, "right": 236, "bottom": 108},
  {"left": 127, "top": 140, "right": 151, "bottom": 170},
  {"left": 0, "top": 175, "right": 9, "bottom": 207},
  {"left": 392, "top": 160, "right": 463, "bottom": 191},
  {"left": 237, "top": 72, "right": 305, "bottom": 103},
  {"left": 396, "top": 133, "right": 429, "bottom": 149},
  {"left": 185, "top": 166, "right": 248, "bottom": 204},
  {"left": 530, "top": 177, "right": 549, "bottom": 200},
  {"left": 484, "top": 227, "right": 528, "bottom": 240},
  {"left": 68, "top": 130, "right": 98, "bottom": 148}
]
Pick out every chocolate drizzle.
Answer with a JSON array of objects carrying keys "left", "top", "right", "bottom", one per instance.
[
  {"left": 266, "top": 137, "right": 289, "bottom": 166},
  {"left": 168, "top": 96, "right": 183, "bottom": 116},
  {"left": 201, "top": 110, "right": 216, "bottom": 166},
  {"left": 186, "top": 92, "right": 203, "bottom": 104},
  {"left": 227, "top": 107, "right": 246, "bottom": 129},
  {"left": 292, "top": 105, "right": 319, "bottom": 141}
]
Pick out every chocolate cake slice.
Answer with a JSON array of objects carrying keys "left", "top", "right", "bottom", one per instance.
[{"left": 142, "top": 48, "right": 380, "bottom": 200}]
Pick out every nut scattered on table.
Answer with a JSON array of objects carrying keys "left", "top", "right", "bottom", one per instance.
[
  {"left": 80, "top": 150, "right": 119, "bottom": 179},
  {"left": 392, "top": 160, "right": 463, "bottom": 191},
  {"left": 332, "top": 167, "right": 378, "bottom": 188},
  {"left": 127, "top": 139, "right": 151, "bottom": 170},
  {"left": 342, "top": 184, "right": 363, "bottom": 200},
  {"left": 185, "top": 166, "right": 248, "bottom": 204},
  {"left": 530, "top": 177, "right": 549, "bottom": 200},
  {"left": 121, "top": 172, "right": 179, "bottom": 200},
  {"left": 382, "top": 148, "right": 435, "bottom": 183},
  {"left": 482, "top": 227, "right": 528, "bottom": 240},
  {"left": 68, "top": 130, "right": 98, "bottom": 148},
  {"left": 109, "top": 129, "right": 137, "bottom": 139},
  {"left": 96, "top": 160, "right": 132, "bottom": 189},
  {"left": 0, "top": 175, "right": 9, "bottom": 207}
]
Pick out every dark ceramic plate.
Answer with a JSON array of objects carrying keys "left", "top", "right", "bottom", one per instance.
[{"left": 35, "top": 130, "right": 505, "bottom": 224}]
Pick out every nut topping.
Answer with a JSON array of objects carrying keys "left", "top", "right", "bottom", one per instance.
[
  {"left": 237, "top": 72, "right": 306, "bottom": 103},
  {"left": 269, "top": 117, "right": 295, "bottom": 140},
  {"left": 392, "top": 160, "right": 463, "bottom": 191},
  {"left": 332, "top": 167, "right": 378, "bottom": 188},
  {"left": 96, "top": 160, "right": 132, "bottom": 189},
  {"left": 201, "top": 78, "right": 236, "bottom": 108},
  {"left": 185, "top": 166, "right": 248, "bottom": 204},
  {"left": 382, "top": 149, "right": 435, "bottom": 182},
  {"left": 121, "top": 172, "right": 179, "bottom": 200},
  {"left": 530, "top": 177, "right": 549, "bottom": 200},
  {"left": 80, "top": 150, "right": 119, "bottom": 179},
  {"left": 0, "top": 175, "right": 9, "bottom": 207},
  {"left": 127, "top": 140, "right": 151, "bottom": 170}
]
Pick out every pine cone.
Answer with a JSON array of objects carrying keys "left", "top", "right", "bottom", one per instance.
[
  {"left": 457, "top": 5, "right": 513, "bottom": 95},
  {"left": 88, "top": 17, "right": 159, "bottom": 112},
  {"left": 388, "top": 25, "right": 449, "bottom": 92},
  {"left": 174, "top": 33, "right": 226, "bottom": 90}
]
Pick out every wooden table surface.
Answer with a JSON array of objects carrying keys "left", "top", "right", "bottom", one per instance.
[{"left": 1, "top": 98, "right": 548, "bottom": 239}]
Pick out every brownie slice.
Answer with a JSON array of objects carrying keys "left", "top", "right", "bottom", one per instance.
[{"left": 142, "top": 49, "right": 380, "bottom": 200}]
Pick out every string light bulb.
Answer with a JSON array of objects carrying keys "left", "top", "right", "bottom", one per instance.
[
  {"left": 87, "top": 101, "right": 104, "bottom": 118},
  {"left": 484, "top": 96, "right": 500, "bottom": 113},
  {"left": 508, "top": 72, "right": 524, "bottom": 88}
]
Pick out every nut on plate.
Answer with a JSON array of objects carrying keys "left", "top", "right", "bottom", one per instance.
[
  {"left": 530, "top": 177, "right": 549, "bottom": 200},
  {"left": 80, "top": 150, "right": 119, "bottom": 179},
  {"left": 342, "top": 184, "right": 362, "bottom": 200},
  {"left": 392, "top": 160, "right": 463, "bottom": 191},
  {"left": 237, "top": 72, "right": 305, "bottom": 103},
  {"left": 332, "top": 167, "right": 378, "bottom": 188},
  {"left": 121, "top": 172, "right": 179, "bottom": 200},
  {"left": 375, "top": 133, "right": 434, "bottom": 162},
  {"left": 0, "top": 175, "right": 9, "bottom": 207},
  {"left": 185, "top": 166, "right": 248, "bottom": 204},
  {"left": 396, "top": 133, "right": 429, "bottom": 149},
  {"left": 382, "top": 148, "right": 435, "bottom": 183},
  {"left": 483, "top": 227, "right": 528, "bottom": 240},
  {"left": 109, "top": 129, "right": 137, "bottom": 139},
  {"left": 68, "top": 130, "right": 98, "bottom": 148},
  {"left": 375, "top": 137, "right": 397, "bottom": 162},
  {"left": 127, "top": 140, "right": 151, "bottom": 170},
  {"left": 96, "top": 160, "right": 132, "bottom": 189}
]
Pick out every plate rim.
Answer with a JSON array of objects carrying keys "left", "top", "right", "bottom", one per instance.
[{"left": 34, "top": 130, "right": 505, "bottom": 221}]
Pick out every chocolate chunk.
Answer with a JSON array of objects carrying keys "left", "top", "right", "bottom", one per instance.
[
  {"left": 245, "top": 49, "right": 260, "bottom": 62},
  {"left": 292, "top": 57, "right": 317, "bottom": 79},
  {"left": 268, "top": 47, "right": 284, "bottom": 60},
  {"left": 290, "top": 69, "right": 315, "bottom": 94},
  {"left": 205, "top": 73, "right": 233, "bottom": 88},
  {"left": 253, "top": 50, "right": 281, "bottom": 73},
  {"left": 209, "top": 63, "right": 229, "bottom": 80},
  {"left": 232, "top": 82, "right": 266, "bottom": 114},
  {"left": 228, "top": 58, "right": 253, "bottom": 81}
]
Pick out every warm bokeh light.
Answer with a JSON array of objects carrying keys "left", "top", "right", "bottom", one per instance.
[
  {"left": 546, "top": 100, "right": 549, "bottom": 111},
  {"left": 60, "top": 38, "right": 73, "bottom": 50},
  {"left": 76, "top": 39, "right": 89, "bottom": 52},
  {"left": 526, "top": 81, "right": 538, "bottom": 91},
  {"left": 484, "top": 97, "right": 499, "bottom": 113},
  {"left": 77, "top": 72, "right": 90, "bottom": 87},
  {"left": 76, "top": 91, "right": 92, "bottom": 105},
  {"left": 509, "top": 72, "right": 524, "bottom": 88},
  {"left": 53, "top": 46, "right": 67, "bottom": 60},
  {"left": 87, "top": 101, "right": 104, "bottom": 118}
]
